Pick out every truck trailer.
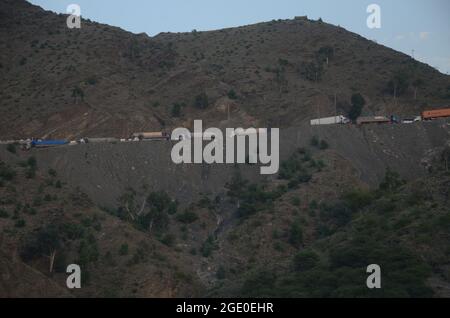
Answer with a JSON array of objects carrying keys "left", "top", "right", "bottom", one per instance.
[
  {"left": 356, "top": 116, "right": 390, "bottom": 125},
  {"left": 310, "top": 115, "right": 350, "bottom": 126},
  {"left": 422, "top": 108, "right": 450, "bottom": 120},
  {"left": 131, "top": 132, "right": 170, "bottom": 140},
  {"left": 30, "top": 140, "right": 69, "bottom": 148}
]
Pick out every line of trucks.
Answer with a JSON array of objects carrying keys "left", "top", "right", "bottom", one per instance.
[
  {"left": 1, "top": 108, "right": 448, "bottom": 150},
  {"left": 310, "top": 108, "right": 450, "bottom": 126}
]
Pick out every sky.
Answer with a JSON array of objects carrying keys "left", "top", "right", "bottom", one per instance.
[{"left": 28, "top": 0, "right": 450, "bottom": 74}]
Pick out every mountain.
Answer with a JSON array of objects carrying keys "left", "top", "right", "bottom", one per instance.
[{"left": 1, "top": 0, "right": 449, "bottom": 140}]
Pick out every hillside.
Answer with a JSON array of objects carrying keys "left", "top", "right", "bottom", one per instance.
[
  {"left": 1, "top": 120, "right": 449, "bottom": 297},
  {"left": 1, "top": 0, "right": 449, "bottom": 139}
]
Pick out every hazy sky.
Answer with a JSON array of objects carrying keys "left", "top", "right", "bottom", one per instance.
[{"left": 28, "top": 0, "right": 450, "bottom": 74}]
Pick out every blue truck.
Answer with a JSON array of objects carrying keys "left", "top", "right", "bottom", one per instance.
[{"left": 30, "top": 140, "right": 69, "bottom": 148}]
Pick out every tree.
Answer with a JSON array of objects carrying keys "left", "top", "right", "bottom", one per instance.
[
  {"left": 387, "top": 71, "right": 410, "bottom": 98},
  {"left": 71, "top": 86, "right": 84, "bottom": 103},
  {"left": 288, "top": 221, "right": 303, "bottom": 248},
  {"left": 171, "top": 103, "right": 182, "bottom": 117},
  {"left": 412, "top": 78, "right": 424, "bottom": 100},
  {"left": 21, "top": 225, "right": 61, "bottom": 273},
  {"left": 194, "top": 93, "right": 209, "bottom": 109},
  {"left": 379, "top": 168, "right": 405, "bottom": 193},
  {"left": 441, "top": 146, "right": 450, "bottom": 171},
  {"left": 227, "top": 89, "right": 237, "bottom": 100},
  {"left": 348, "top": 93, "right": 365, "bottom": 122},
  {"left": 293, "top": 250, "right": 320, "bottom": 271}
]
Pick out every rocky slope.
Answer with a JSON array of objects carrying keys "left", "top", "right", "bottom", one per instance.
[{"left": 1, "top": 0, "right": 449, "bottom": 140}]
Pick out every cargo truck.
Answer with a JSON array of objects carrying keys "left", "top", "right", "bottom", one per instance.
[
  {"left": 310, "top": 115, "right": 350, "bottom": 126},
  {"left": 422, "top": 108, "right": 450, "bottom": 120}
]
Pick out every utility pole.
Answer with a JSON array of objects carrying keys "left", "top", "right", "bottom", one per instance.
[
  {"left": 411, "top": 49, "right": 415, "bottom": 59},
  {"left": 334, "top": 92, "right": 337, "bottom": 124}
]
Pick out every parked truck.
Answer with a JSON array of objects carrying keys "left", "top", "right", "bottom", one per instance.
[
  {"left": 356, "top": 116, "right": 390, "bottom": 125},
  {"left": 131, "top": 132, "right": 170, "bottom": 141},
  {"left": 310, "top": 115, "right": 350, "bottom": 126},
  {"left": 422, "top": 108, "right": 450, "bottom": 120},
  {"left": 30, "top": 140, "right": 69, "bottom": 148}
]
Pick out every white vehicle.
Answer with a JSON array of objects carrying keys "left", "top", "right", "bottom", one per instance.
[
  {"left": 310, "top": 115, "right": 350, "bottom": 126},
  {"left": 402, "top": 116, "right": 422, "bottom": 124}
]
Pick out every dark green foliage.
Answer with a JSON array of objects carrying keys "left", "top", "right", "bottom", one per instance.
[
  {"left": 119, "top": 243, "right": 129, "bottom": 256},
  {"left": 176, "top": 210, "right": 199, "bottom": 224},
  {"left": 379, "top": 168, "right": 405, "bottom": 193},
  {"left": 6, "top": 143, "right": 17, "bottom": 154},
  {"left": 0, "top": 209, "right": 9, "bottom": 218},
  {"left": 227, "top": 89, "right": 237, "bottom": 99},
  {"left": 348, "top": 93, "right": 365, "bottom": 121},
  {"left": 194, "top": 92, "right": 209, "bottom": 109},
  {"left": 310, "top": 136, "right": 319, "bottom": 147},
  {"left": 299, "top": 61, "right": 323, "bottom": 81},
  {"left": 48, "top": 168, "right": 57, "bottom": 177},
  {"left": 171, "top": 103, "right": 182, "bottom": 117},
  {"left": 293, "top": 250, "right": 320, "bottom": 271},
  {"left": 288, "top": 221, "right": 303, "bottom": 247},
  {"left": 278, "top": 149, "right": 316, "bottom": 188},
  {"left": 387, "top": 70, "right": 410, "bottom": 96},
  {"left": 20, "top": 225, "right": 61, "bottom": 262},
  {"left": 15, "top": 219, "right": 26, "bottom": 228},
  {"left": 137, "top": 191, "right": 173, "bottom": 233},
  {"left": 241, "top": 270, "right": 277, "bottom": 297},
  {"left": 342, "top": 189, "right": 374, "bottom": 212},
  {"left": 0, "top": 161, "right": 16, "bottom": 181},
  {"left": 201, "top": 235, "right": 217, "bottom": 257},
  {"left": 319, "top": 140, "right": 329, "bottom": 150},
  {"left": 71, "top": 86, "right": 84, "bottom": 101},
  {"left": 160, "top": 233, "right": 175, "bottom": 247},
  {"left": 78, "top": 238, "right": 99, "bottom": 266},
  {"left": 231, "top": 183, "right": 280, "bottom": 219}
]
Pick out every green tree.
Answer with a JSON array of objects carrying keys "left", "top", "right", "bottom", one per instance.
[
  {"left": 293, "top": 250, "right": 320, "bottom": 271},
  {"left": 194, "top": 93, "right": 209, "bottom": 109},
  {"left": 348, "top": 93, "right": 365, "bottom": 122},
  {"left": 379, "top": 168, "right": 405, "bottom": 193},
  {"left": 171, "top": 103, "right": 182, "bottom": 117}
]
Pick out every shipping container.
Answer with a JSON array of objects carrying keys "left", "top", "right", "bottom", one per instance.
[{"left": 422, "top": 108, "right": 450, "bottom": 120}]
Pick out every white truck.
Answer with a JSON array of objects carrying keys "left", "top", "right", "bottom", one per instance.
[{"left": 310, "top": 115, "right": 350, "bottom": 126}]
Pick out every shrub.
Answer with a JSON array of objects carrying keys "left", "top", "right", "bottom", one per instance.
[
  {"left": 194, "top": 93, "right": 209, "bottom": 109},
  {"left": 119, "top": 243, "right": 129, "bottom": 256},
  {"left": 176, "top": 210, "right": 198, "bottom": 224},
  {"left": 227, "top": 89, "right": 237, "bottom": 99},
  {"left": 319, "top": 140, "right": 329, "bottom": 150},
  {"left": 342, "top": 189, "right": 374, "bottom": 212},
  {"left": 0, "top": 161, "right": 16, "bottom": 181},
  {"left": 171, "top": 103, "right": 182, "bottom": 117},
  {"left": 48, "top": 168, "right": 57, "bottom": 177},
  {"left": 160, "top": 234, "right": 175, "bottom": 247},
  {"left": 288, "top": 221, "right": 303, "bottom": 247},
  {"left": 6, "top": 143, "right": 17, "bottom": 154},
  {"left": 379, "top": 168, "right": 405, "bottom": 193},
  {"left": 293, "top": 250, "right": 320, "bottom": 271},
  {"left": 0, "top": 209, "right": 9, "bottom": 218},
  {"left": 310, "top": 136, "right": 319, "bottom": 147},
  {"left": 201, "top": 236, "right": 216, "bottom": 257}
]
